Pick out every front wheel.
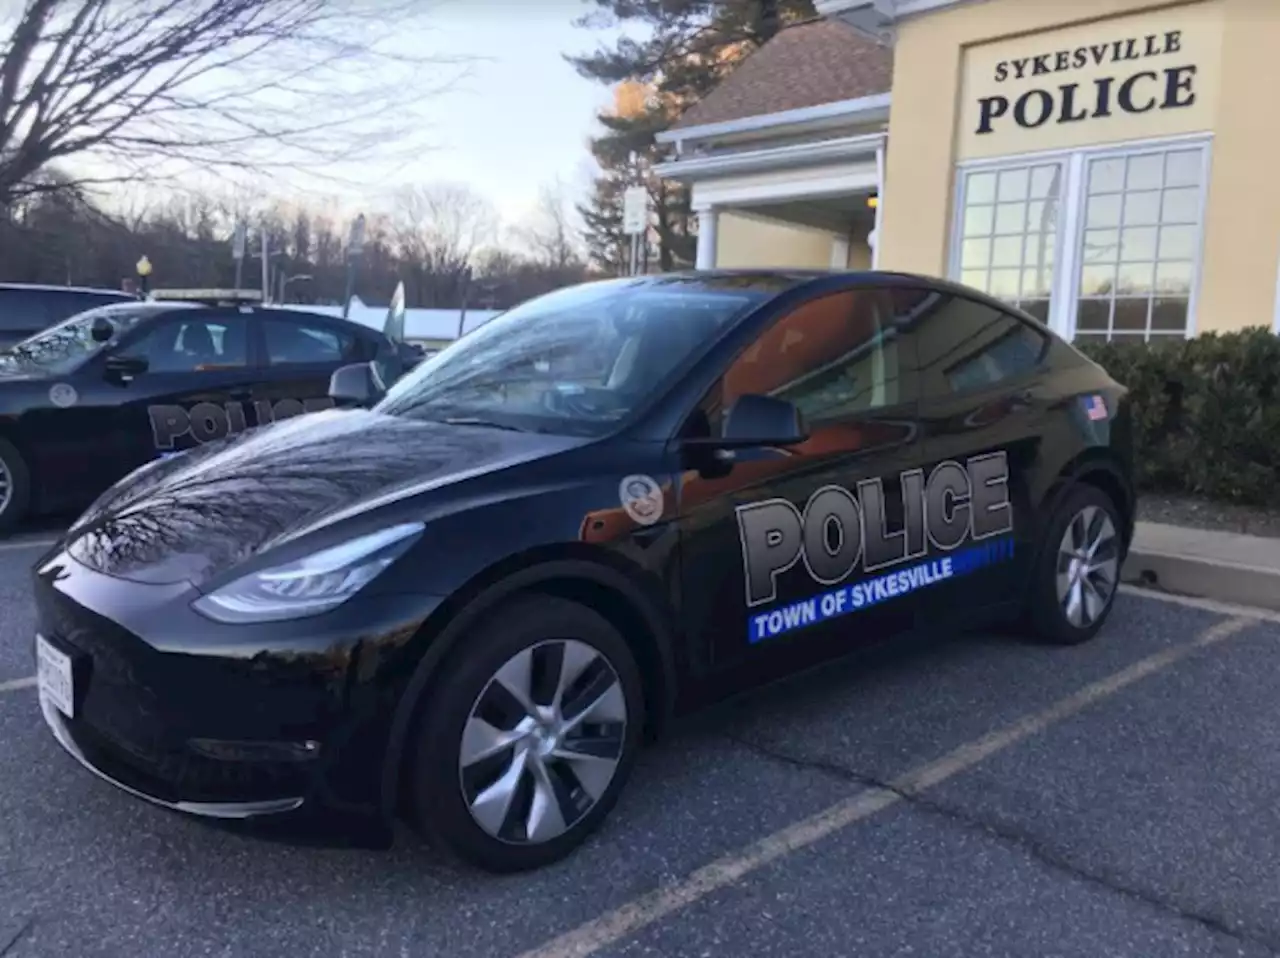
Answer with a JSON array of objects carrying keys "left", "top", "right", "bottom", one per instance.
[
  {"left": 0, "top": 437, "right": 32, "bottom": 534},
  {"left": 1026, "top": 484, "right": 1124, "bottom": 645},
  {"left": 409, "top": 595, "right": 644, "bottom": 873}
]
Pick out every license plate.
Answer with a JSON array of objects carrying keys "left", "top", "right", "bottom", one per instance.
[{"left": 36, "top": 634, "right": 74, "bottom": 719}]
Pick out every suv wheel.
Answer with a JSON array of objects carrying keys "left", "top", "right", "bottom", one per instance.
[
  {"left": 0, "top": 437, "right": 32, "bottom": 534},
  {"left": 410, "top": 595, "right": 644, "bottom": 873},
  {"left": 1027, "top": 484, "right": 1123, "bottom": 645}
]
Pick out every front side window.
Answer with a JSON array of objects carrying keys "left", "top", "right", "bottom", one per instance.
[
  {"left": 123, "top": 316, "right": 249, "bottom": 372},
  {"left": 375, "top": 278, "right": 769, "bottom": 436},
  {"left": 912, "top": 294, "right": 1046, "bottom": 399},
  {"left": 695, "top": 289, "right": 903, "bottom": 434},
  {"left": 957, "top": 162, "right": 1063, "bottom": 325},
  {"left": 1075, "top": 147, "right": 1205, "bottom": 343}
]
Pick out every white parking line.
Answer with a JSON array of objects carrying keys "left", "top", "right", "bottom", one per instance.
[
  {"left": 514, "top": 613, "right": 1256, "bottom": 958},
  {"left": 0, "top": 677, "right": 35, "bottom": 694}
]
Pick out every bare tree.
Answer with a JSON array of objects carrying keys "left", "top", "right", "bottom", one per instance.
[
  {"left": 392, "top": 182, "right": 497, "bottom": 276},
  {"left": 514, "top": 177, "right": 584, "bottom": 270},
  {"left": 0, "top": 0, "right": 470, "bottom": 205}
]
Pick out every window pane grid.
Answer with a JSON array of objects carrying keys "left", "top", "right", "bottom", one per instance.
[
  {"left": 1075, "top": 147, "right": 1203, "bottom": 342},
  {"left": 959, "top": 162, "right": 1062, "bottom": 316},
  {"left": 955, "top": 144, "right": 1204, "bottom": 344}
]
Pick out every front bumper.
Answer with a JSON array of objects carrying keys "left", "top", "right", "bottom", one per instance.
[
  {"left": 32, "top": 547, "right": 441, "bottom": 820},
  {"left": 40, "top": 692, "right": 305, "bottom": 818}
]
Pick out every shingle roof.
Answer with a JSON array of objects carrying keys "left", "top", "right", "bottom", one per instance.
[{"left": 672, "top": 18, "right": 893, "bottom": 130}]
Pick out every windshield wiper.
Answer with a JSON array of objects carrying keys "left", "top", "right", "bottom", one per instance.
[{"left": 439, "top": 416, "right": 529, "bottom": 432}]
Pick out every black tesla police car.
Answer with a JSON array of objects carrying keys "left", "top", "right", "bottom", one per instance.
[
  {"left": 31, "top": 270, "right": 1135, "bottom": 873},
  {"left": 0, "top": 289, "right": 416, "bottom": 531}
]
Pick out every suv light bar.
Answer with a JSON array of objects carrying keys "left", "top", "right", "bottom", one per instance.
[{"left": 149, "top": 288, "right": 264, "bottom": 305}]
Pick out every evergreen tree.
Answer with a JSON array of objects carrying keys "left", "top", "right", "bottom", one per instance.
[{"left": 569, "top": 0, "right": 816, "bottom": 272}]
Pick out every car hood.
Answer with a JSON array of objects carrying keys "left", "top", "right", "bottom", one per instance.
[{"left": 63, "top": 408, "right": 584, "bottom": 586}]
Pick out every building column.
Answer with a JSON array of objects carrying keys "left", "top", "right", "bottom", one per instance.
[
  {"left": 695, "top": 207, "right": 719, "bottom": 269},
  {"left": 830, "top": 234, "right": 851, "bottom": 270},
  {"left": 872, "top": 140, "right": 886, "bottom": 269}
]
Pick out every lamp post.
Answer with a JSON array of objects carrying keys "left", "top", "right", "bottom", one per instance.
[
  {"left": 343, "top": 213, "right": 367, "bottom": 320},
  {"left": 136, "top": 255, "right": 153, "bottom": 296}
]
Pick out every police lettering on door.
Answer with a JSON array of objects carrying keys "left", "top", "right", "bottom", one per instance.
[
  {"left": 736, "top": 451, "right": 1016, "bottom": 644},
  {"left": 149, "top": 397, "right": 335, "bottom": 451}
]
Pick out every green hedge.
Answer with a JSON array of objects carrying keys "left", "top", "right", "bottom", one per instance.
[{"left": 1075, "top": 327, "right": 1280, "bottom": 506}]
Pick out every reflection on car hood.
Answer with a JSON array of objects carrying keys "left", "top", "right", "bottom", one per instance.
[
  {"left": 0, "top": 356, "right": 45, "bottom": 381},
  {"left": 64, "top": 408, "right": 582, "bottom": 586}
]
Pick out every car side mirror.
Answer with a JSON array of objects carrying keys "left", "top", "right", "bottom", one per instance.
[
  {"left": 684, "top": 393, "right": 809, "bottom": 450},
  {"left": 103, "top": 354, "right": 148, "bottom": 382},
  {"left": 329, "top": 361, "right": 385, "bottom": 408}
]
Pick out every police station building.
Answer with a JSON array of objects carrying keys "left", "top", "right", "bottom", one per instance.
[{"left": 656, "top": 0, "right": 1280, "bottom": 345}]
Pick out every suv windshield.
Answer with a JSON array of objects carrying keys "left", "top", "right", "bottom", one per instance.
[
  {"left": 0, "top": 303, "right": 180, "bottom": 374},
  {"left": 374, "top": 278, "right": 764, "bottom": 436}
]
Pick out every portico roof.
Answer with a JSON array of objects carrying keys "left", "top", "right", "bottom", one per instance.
[{"left": 669, "top": 18, "right": 893, "bottom": 133}]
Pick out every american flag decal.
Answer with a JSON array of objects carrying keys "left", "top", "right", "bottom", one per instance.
[{"left": 1082, "top": 394, "right": 1108, "bottom": 421}]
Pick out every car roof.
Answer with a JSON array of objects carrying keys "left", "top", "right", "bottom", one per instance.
[
  {"left": 643, "top": 268, "right": 1049, "bottom": 333},
  {"left": 0, "top": 282, "right": 133, "bottom": 296}
]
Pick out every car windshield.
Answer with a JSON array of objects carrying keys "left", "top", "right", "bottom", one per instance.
[
  {"left": 374, "top": 278, "right": 766, "bottom": 436},
  {"left": 0, "top": 303, "right": 171, "bottom": 373}
]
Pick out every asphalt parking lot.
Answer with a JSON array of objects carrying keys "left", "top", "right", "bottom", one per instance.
[{"left": 2, "top": 538, "right": 1280, "bottom": 958}]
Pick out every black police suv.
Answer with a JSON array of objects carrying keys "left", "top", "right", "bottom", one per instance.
[
  {"left": 0, "top": 290, "right": 415, "bottom": 531},
  {"left": 0, "top": 283, "right": 136, "bottom": 348},
  {"left": 31, "top": 270, "right": 1135, "bottom": 873}
]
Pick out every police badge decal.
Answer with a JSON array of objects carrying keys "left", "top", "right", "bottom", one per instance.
[
  {"left": 619, "top": 474, "right": 664, "bottom": 526},
  {"left": 48, "top": 383, "right": 78, "bottom": 408}
]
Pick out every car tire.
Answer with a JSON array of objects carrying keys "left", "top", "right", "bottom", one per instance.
[
  {"left": 1026, "top": 483, "right": 1124, "bottom": 646},
  {"left": 0, "top": 436, "right": 32, "bottom": 534},
  {"left": 409, "top": 594, "right": 645, "bottom": 873}
]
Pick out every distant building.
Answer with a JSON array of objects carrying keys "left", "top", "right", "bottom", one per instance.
[{"left": 284, "top": 296, "right": 503, "bottom": 352}]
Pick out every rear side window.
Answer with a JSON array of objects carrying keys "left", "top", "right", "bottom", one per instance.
[
  {"left": 264, "top": 317, "right": 361, "bottom": 365},
  {"left": 909, "top": 292, "right": 1047, "bottom": 399},
  {"left": 45, "top": 291, "right": 129, "bottom": 322},
  {"left": 0, "top": 288, "right": 130, "bottom": 333},
  {"left": 0, "top": 288, "right": 49, "bottom": 332}
]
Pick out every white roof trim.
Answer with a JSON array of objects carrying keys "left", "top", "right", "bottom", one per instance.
[
  {"left": 655, "top": 132, "right": 885, "bottom": 182},
  {"left": 656, "top": 92, "right": 890, "bottom": 149},
  {"left": 816, "top": 0, "right": 969, "bottom": 19}
]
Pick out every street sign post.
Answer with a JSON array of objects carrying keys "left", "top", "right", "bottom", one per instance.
[
  {"left": 232, "top": 222, "right": 246, "bottom": 288},
  {"left": 622, "top": 186, "right": 648, "bottom": 277},
  {"left": 344, "top": 213, "right": 367, "bottom": 319}
]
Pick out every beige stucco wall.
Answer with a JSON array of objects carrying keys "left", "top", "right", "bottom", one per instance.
[
  {"left": 715, "top": 211, "right": 874, "bottom": 271},
  {"left": 880, "top": 0, "right": 1280, "bottom": 334},
  {"left": 716, "top": 213, "right": 831, "bottom": 269}
]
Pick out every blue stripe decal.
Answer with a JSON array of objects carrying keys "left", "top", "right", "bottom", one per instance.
[{"left": 747, "top": 535, "right": 1016, "bottom": 645}]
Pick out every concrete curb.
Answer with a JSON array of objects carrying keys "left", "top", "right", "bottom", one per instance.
[{"left": 1122, "top": 548, "right": 1280, "bottom": 613}]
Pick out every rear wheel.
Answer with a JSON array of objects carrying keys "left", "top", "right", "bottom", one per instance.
[
  {"left": 1027, "top": 484, "right": 1123, "bottom": 645},
  {"left": 409, "top": 595, "right": 644, "bottom": 873},
  {"left": 0, "top": 437, "right": 32, "bottom": 534}
]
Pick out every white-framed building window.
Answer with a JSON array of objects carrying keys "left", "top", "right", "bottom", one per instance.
[
  {"left": 951, "top": 136, "right": 1211, "bottom": 343},
  {"left": 956, "top": 162, "right": 1063, "bottom": 326}
]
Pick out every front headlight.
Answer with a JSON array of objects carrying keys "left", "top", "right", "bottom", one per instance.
[{"left": 192, "top": 522, "right": 424, "bottom": 624}]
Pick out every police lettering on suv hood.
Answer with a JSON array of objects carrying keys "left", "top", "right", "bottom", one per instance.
[
  {"left": 148, "top": 397, "right": 335, "bottom": 451},
  {"left": 736, "top": 451, "right": 1015, "bottom": 644}
]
